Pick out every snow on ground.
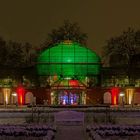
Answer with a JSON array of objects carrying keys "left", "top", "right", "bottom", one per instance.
[
  {"left": 0, "top": 106, "right": 140, "bottom": 139},
  {"left": 0, "top": 106, "right": 140, "bottom": 125}
]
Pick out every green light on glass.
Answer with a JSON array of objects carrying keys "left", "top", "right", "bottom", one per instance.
[{"left": 37, "top": 41, "right": 101, "bottom": 77}]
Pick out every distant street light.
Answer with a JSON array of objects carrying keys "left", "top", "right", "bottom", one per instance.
[
  {"left": 12, "top": 93, "right": 17, "bottom": 96},
  {"left": 120, "top": 93, "right": 124, "bottom": 97}
]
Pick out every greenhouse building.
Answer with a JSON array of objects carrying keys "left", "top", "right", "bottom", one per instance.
[
  {"left": 37, "top": 40, "right": 101, "bottom": 105},
  {"left": 0, "top": 40, "right": 140, "bottom": 106}
]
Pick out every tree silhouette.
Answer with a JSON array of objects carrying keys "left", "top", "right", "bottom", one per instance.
[
  {"left": 22, "top": 42, "right": 37, "bottom": 67},
  {"left": 103, "top": 27, "right": 140, "bottom": 84},
  {"left": 40, "top": 20, "right": 88, "bottom": 50},
  {"left": 0, "top": 37, "right": 7, "bottom": 65}
]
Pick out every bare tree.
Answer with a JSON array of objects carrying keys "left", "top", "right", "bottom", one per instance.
[
  {"left": 40, "top": 20, "right": 88, "bottom": 50},
  {"left": 102, "top": 27, "right": 140, "bottom": 84}
]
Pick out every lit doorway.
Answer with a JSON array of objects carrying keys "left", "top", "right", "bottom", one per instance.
[{"left": 58, "top": 91, "right": 80, "bottom": 105}]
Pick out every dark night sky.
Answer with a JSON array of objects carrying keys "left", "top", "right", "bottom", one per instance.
[{"left": 0, "top": 0, "right": 139, "bottom": 55}]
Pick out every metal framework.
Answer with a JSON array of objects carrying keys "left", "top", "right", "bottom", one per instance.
[
  {"left": 37, "top": 41, "right": 101, "bottom": 87},
  {"left": 36, "top": 41, "right": 101, "bottom": 105}
]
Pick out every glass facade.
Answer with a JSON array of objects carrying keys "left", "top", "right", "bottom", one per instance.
[
  {"left": 36, "top": 41, "right": 101, "bottom": 105},
  {"left": 37, "top": 41, "right": 101, "bottom": 77}
]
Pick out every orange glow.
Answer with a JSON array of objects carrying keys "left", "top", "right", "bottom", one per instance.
[
  {"left": 111, "top": 87, "right": 119, "bottom": 105},
  {"left": 3, "top": 88, "right": 11, "bottom": 104},
  {"left": 20, "top": 96, "right": 22, "bottom": 104},
  {"left": 126, "top": 88, "right": 134, "bottom": 104},
  {"left": 113, "top": 96, "right": 116, "bottom": 105},
  {"left": 53, "top": 74, "right": 58, "bottom": 81}
]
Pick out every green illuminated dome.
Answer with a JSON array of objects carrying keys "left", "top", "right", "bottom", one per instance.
[{"left": 37, "top": 41, "right": 101, "bottom": 77}]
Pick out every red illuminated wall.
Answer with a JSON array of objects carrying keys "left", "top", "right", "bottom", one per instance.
[
  {"left": 111, "top": 87, "right": 119, "bottom": 105},
  {"left": 69, "top": 80, "right": 79, "bottom": 87},
  {"left": 16, "top": 85, "right": 25, "bottom": 105}
]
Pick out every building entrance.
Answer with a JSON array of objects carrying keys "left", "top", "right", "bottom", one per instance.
[{"left": 58, "top": 91, "right": 80, "bottom": 105}]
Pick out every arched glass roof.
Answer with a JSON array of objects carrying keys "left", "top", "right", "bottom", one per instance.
[{"left": 37, "top": 41, "right": 101, "bottom": 77}]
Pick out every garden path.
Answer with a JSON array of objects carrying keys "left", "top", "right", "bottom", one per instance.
[{"left": 55, "top": 125, "right": 88, "bottom": 140}]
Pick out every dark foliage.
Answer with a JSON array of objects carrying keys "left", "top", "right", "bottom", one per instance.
[{"left": 40, "top": 20, "right": 88, "bottom": 51}]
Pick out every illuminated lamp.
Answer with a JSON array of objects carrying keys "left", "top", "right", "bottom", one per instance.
[
  {"left": 69, "top": 80, "right": 79, "bottom": 87},
  {"left": 111, "top": 87, "right": 119, "bottom": 105},
  {"left": 16, "top": 85, "right": 25, "bottom": 105},
  {"left": 119, "top": 92, "right": 124, "bottom": 97}
]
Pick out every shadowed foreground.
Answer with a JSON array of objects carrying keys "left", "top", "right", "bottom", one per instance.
[{"left": 55, "top": 126, "right": 87, "bottom": 140}]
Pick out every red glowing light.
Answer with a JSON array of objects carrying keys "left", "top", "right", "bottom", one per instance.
[
  {"left": 69, "top": 80, "right": 79, "bottom": 87},
  {"left": 16, "top": 85, "right": 25, "bottom": 105},
  {"left": 111, "top": 87, "right": 119, "bottom": 105}
]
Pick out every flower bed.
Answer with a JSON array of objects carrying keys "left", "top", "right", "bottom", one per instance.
[
  {"left": 0, "top": 124, "right": 56, "bottom": 140},
  {"left": 87, "top": 124, "right": 140, "bottom": 140}
]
